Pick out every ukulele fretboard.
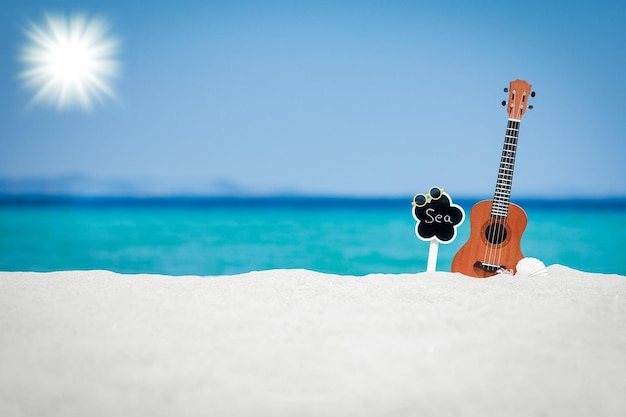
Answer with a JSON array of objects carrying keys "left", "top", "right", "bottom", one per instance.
[{"left": 491, "top": 119, "right": 520, "bottom": 217}]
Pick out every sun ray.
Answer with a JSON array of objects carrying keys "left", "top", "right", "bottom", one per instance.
[{"left": 18, "top": 12, "right": 120, "bottom": 111}]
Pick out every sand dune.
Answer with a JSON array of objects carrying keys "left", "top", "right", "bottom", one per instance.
[{"left": 1, "top": 266, "right": 625, "bottom": 416}]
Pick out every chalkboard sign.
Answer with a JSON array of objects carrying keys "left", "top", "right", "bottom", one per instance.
[
  {"left": 412, "top": 187, "right": 465, "bottom": 243},
  {"left": 412, "top": 186, "right": 465, "bottom": 272}
]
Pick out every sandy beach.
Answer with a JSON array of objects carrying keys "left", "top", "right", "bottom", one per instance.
[{"left": 1, "top": 265, "right": 625, "bottom": 416}]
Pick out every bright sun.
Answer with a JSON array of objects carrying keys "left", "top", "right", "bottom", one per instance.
[{"left": 19, "top": 13, "right": 120, "bottom": 111}]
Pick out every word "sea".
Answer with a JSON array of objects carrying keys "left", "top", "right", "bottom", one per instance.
[{"left": 425, "top": 208, "right": 454, "bottom": 224}]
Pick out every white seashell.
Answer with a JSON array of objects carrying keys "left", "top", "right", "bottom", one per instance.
[{"left": 515, "top": 257, "right": 547, "bottom": 278}]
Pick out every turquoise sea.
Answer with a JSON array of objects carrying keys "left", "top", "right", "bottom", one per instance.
[{"left": 1, "top": 197, "right": 625, "bottom": 276}]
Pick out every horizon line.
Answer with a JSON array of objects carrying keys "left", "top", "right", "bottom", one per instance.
[{"left": 2, "top": 193, "right": 626, "bottom": 205}]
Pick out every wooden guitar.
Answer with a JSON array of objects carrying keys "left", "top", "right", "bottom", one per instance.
[{"left": 451, "top": 79, "right": 534, "bottom": 278}]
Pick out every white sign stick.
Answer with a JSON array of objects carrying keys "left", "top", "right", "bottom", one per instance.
[{"left": 427, "top": 240, "right": 439, "bottom": 272}]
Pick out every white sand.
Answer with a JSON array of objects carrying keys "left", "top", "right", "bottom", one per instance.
[{"left": 1, "top": 266, "right": 625, "bottom": 417}]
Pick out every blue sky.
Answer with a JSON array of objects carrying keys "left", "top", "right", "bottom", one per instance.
[{"left": 1, "top": 0, "right": 625, "bottom": 197}]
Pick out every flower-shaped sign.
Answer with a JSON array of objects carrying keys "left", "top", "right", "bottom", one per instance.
[{"left": 412, "top": 187, "right": 465, "bottom": 243}]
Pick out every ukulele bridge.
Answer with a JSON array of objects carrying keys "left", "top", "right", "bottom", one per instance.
[{"left": 474, "top": 261, "right": 508, "bottom": 273}]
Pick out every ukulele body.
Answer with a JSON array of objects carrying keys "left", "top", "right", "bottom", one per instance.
[{"left": 451, "top": 200, "right": 527, "bottom": 278}]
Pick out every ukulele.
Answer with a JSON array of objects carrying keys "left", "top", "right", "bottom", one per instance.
[{"left": 451, "top": 79, "right": 534, "bottom": 278}]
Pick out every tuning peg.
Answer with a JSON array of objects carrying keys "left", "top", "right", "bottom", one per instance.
[
  {"left": 501, "top": 100, "right": 506, "bottom": 106},
  {"left": 528, "top": 105, "right": 534, "bottom": 109},
  {"left": 504, "top": 88, "right": 509, "bottom": 92},
  {"left": 531, "top": 91, "right": 536, "bottom": 97}
]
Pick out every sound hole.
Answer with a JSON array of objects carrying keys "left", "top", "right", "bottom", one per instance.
[{"left": 485, "top": 222, "right": 507, "bottom": 244}]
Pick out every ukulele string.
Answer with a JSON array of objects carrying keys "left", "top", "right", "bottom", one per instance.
[
  {"left": 484, "top": 213, "right": 507, "bottom": 271},
  {"left": 487, "top": 118, "right": 517, "bottom": 271},
  {"left": 491, "top": 217, "right": 501, "bottom": 269},
  {"left": 497, "top": 126, "right": 515, "bottom": 270},
  {"left": 483, "top": 216, "right": 492, "bottom": 267},
  {"left": 495, "top": 216, "right": 505, "bottom": 269},
  {"left": 484, "top": 213, "right": 497, "bottom": 269},
  {"left": 495, "top": 120, "right": 518, "bottom": 271}
]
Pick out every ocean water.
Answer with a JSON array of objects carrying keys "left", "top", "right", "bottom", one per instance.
[{"left": 1, "top": 197, "right": 625, "bottom": 276}]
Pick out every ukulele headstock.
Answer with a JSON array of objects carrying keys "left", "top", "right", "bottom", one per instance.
[{"left": 504, "top": 79, "right": 534, "bottom": 120}]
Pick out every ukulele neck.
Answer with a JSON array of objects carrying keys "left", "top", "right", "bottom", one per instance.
[{"left": 491, "top": 118, "right": 521, "bottom": 218}]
